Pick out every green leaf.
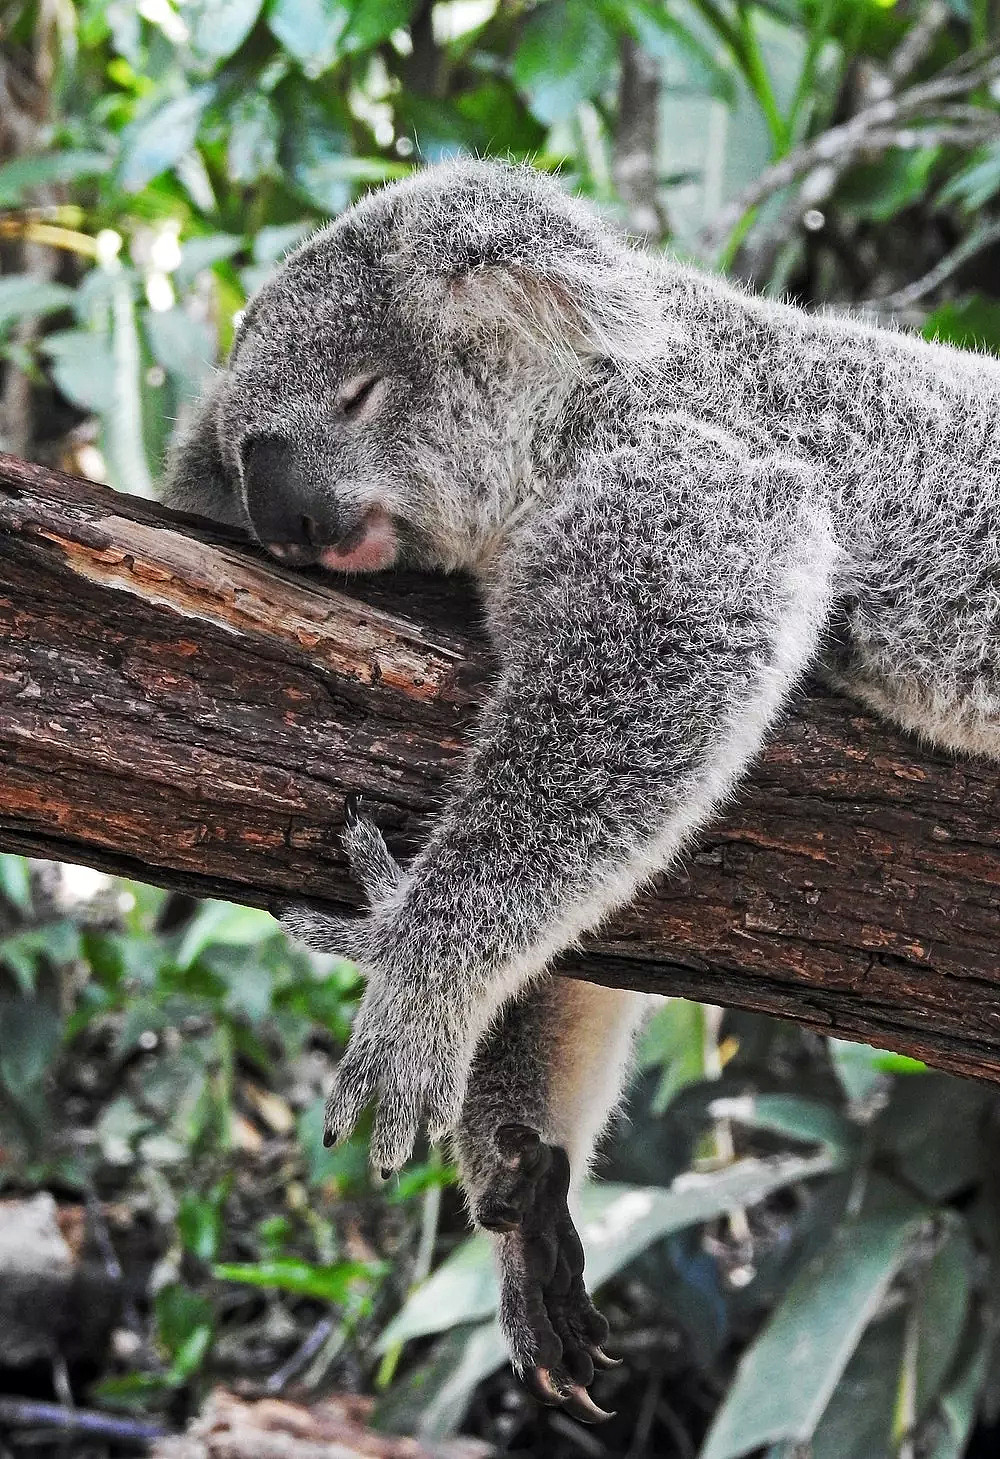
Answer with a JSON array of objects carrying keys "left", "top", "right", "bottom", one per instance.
[
  {"left": 178, "top": 1191, "right": 224, "bottom": 1262},
  {"left": 924, "top": 298, "right": 1000, "bottom": 357},
  {"left": 0, "top": 856, "right": 31, "bottom": 915},
  {"left": 268, "top": 0, "right": 351, "bottom": 73},
  {"left": 710, "top": 1093, "right": 858, "bottom": 1160},
  {"left": 175, "top": 233, "right": 246, "bottom": 288},
  {"left": 144, "top": 307, "right": 215, "bottom": 398},
  {"left": 379, "top": 1152, "right": 840, "bottom": 1351},
  {"left": 829, "top": 1037, "right": 925, "bottom": 1103},
  {"left": 0, "top": 996, "right": 64, "bottom": 1096},
  {"left": 213, "top": 1256, "right": 381, "bottom": 1302},
  {"left": 940, "top": 141, "right": 1000, "bottom": 212},
  {"left": 342, "top": 0, "right": 415, "bottom": 51},
  {"left": 107, "top": 270, "right": 156, "bottom": 496},
  {"left": 638, "top": 997, "right": 707, "bottom": 1112},
  {"left": 927, "top": 1341, "right": 989, "bottom": 1459},
  {"left": 874, "top": 1075, "right": 990, "bottom": 1201},
  {"left": 0, "top": 150, "right": 111, "bottom": 207},
  {"left": 0, "top": 921, "right": 82, "bottom": 995},
  {"left": 512, "top": 0, "right": 618, "bottom": 125},
  {"left": 227, "top": 91, "right": 280, "bottom": 183},
  {"left": 277, "top": 82, "right": 354, "bottom": 213},
  {"left": 155, "top": 1283, "right": 214, "bottom": 1378},
  {"left": 0, "top": 275, "right": 74, "bottom": 337},
  {"left": 916, "top": 1219, "right": 974, "bottom": 1419},
  {"left": 807, "top": 1309, "right": 907, "bottom": 1459},
  {"left": 699, "top": 1180, "right": 927, "bottom": 1459},
  {"left": 186, "top": 0, "right": 264, "bottom": 62},
  {"left": 621, "top": 0, "right": 736, "bottom": 100},
  {"left": 376, "top": 1322, "right": 510, "bottom": 1441},
  {"left": 41, "top": 329, "right": 116, "bottom": 413},
  {"left": 175, "top": 901, "right": 278, "bottom": 970},
  {"left": 118, "top": 87, "right": 215, "bottom": 192},
  {"left": 839, "top": 148, "right": 939, "bottom": 223}
]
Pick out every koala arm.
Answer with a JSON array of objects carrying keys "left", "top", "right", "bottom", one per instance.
[{"left": 284, "top": 451, "right": 839, "bottom": 1171}]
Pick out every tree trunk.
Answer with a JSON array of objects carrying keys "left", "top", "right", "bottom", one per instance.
[{"left": 2, "top": 452, "right": 1000, "bottom": 1084}]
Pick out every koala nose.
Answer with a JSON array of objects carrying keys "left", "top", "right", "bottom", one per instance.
[{"left": 241, "top": 434, "right": 333, "bottom": 563}]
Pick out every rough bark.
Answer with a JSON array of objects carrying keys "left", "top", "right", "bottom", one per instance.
[{"left": 2, "top": 452, "right": 1000, "bottom": 1085}]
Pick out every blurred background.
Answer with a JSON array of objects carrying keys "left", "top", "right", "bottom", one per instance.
[{"left": 3, "top": 1, "right": 1000, "bottom": 1456}]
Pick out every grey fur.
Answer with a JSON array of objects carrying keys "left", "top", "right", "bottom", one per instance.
[{"left": 164, "top": 158, "right": 1000, "bottom": 1397}]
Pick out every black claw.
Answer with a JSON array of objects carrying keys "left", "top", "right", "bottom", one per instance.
[
  {"left": 322, "top": 1127, "right": 335, "bottom": 1148},
  {"left": 525, "top": 1366, "right": 564, "bottom": 1408},
  {"left": 562, "top": 1386, "right": 615, "bottom": 1425},
  {"left": 343, "top": 792, "right": 361, "bottom": 826},
  {"left": 588, "top": 1343, "right": 623, "bottom": 1370}
]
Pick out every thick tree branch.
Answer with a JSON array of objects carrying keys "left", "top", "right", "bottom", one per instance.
[{"left": 3, "top": 453, "right": 1000, "bottom": 1085}]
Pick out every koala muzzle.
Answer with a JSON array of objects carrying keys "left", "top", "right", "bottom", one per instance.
[{"left": 241, "top": 434, "right": 335, "bottom": 565}]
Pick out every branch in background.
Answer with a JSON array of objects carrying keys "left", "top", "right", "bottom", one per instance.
[
  {"left": 865, "top": 217, "right": 1000, "bottom": 311},
  {"left": 6, "top": 454, "right": 1000, "bottom": 1087},
  {"left": 0, "top": 1398, "right": 167, "bottom": 1444},
  {"left": 700, "top": 34, "right": 999, "bottom": 265},
  {"left": 613, "top": 35, "right": 668, "bottom": 241}
]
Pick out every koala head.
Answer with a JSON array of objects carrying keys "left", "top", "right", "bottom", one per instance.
[{"left": 164, "top": 160, "right": 651, "bottom": 574}]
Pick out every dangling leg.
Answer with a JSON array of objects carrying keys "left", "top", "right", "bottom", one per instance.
[{"left": 454, "top": 977, "right": 649, "bottom": 1422}]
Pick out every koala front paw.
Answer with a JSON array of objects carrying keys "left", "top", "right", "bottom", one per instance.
[
  {"left": 324, "top": 980, "right": 471, "bottom": 1170},
  {"left": 485, "top": 1126, "right": 618, "bottom": 1424}
]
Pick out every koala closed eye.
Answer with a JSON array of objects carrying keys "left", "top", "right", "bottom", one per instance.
[{"left": 336, "top": 372, "right": 383, "bottom": 417}]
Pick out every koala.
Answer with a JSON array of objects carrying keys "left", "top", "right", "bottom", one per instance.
[{"left": 164, "top": 158, "right": 1000, "bottom": 1419}]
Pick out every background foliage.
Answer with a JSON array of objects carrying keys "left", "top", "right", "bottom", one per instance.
[{"left": 4, "top": 0, "right": 1000, "bottom": 1455}]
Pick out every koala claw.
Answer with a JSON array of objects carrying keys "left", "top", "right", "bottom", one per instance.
[{"left": 485, "top": 1126, "right": 616, "bottom": 1424}]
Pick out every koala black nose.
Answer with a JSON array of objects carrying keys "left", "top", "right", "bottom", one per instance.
[{"left": 241, "top": 434, "right": 333, "bottom": 563}]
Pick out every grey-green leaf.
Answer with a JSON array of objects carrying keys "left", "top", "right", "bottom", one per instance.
[
  {"left": 0, "top": 276, "right": 74, "bottom": 337},
  {"left": 118, "top": 87, "right": 214, "bottom": 193},
  {"left": 699, "top": 1179, "right": 927, "bottom": 1459},
  {"left": 512, "top": 0, "right": 618, "bottom": 125},
  {"left": 186, "top": 0, "right": 264, "bottom": 62}
]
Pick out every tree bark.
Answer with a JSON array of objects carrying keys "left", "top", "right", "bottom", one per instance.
[{"left": 2, "top": 452, "right": 1000, "bottom": 1084}]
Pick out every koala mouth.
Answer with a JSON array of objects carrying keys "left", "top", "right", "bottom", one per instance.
[
  {"left": 267, "top": 505, "right": 398, "bottom": 575},
  {"left": 317, "top": 505, "right": 398, "bottom": 573}
]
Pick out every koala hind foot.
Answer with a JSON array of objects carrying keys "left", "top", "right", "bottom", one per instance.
[{"left": 480, "top": 1123, "right": 619, "bottom": 1424}]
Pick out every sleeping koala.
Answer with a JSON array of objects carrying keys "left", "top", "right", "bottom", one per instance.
[{"left": 164, "top": 158, "right": 1000, "bottom": 1419}]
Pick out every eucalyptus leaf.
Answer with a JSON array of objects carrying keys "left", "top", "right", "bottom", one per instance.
[
  {"left": 41, "top": 329, "right": 116, "bottom": 413},
  {"left": 0, "top": 856, "right": 31, "bottom": 915},
  {"left": 268, "top": 0, "right": 350, "bottom": 72},
  {"left": 0, "top": 150, "right": 111, "bottom": 207},
  {"left": 699, "top": 1180, "right": 927, "bottom": 1459},
  {"left": 175, "top": 901, "right": 278, "bottom": 970},
  {"left": 513, "top": 0, "right": 618, "bottom": 125},
  {"left": 213, "top": 1256, "right": 381, "bottom": 1302},
  {"left": 186, "top": 0, "right": 264, "bottom": 63},
  {"left": 0, "top": 276, "right": 75, "bottom": 336},
  {"left": 118, "top": 87, "right": 215, "bottom": 192}
]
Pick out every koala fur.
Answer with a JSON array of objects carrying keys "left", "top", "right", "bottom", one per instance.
[{"left": 164, "top": 158, "right": 1000, "bottom": 1415}]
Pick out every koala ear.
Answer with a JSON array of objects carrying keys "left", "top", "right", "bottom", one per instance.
[
  {"left": 161, "top": 375, "right": 245, "bottom": 528},
  {"left": 392, "top": 164, "right": 655, "bottom": 363}
]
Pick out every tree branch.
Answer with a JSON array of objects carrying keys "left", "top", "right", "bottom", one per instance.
[{"left": 3, "top": 453, "right": 1000, "bottom": 1085}]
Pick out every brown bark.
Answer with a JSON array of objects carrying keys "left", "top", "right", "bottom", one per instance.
[{"left": 2, "top": 452, "right": 1000, "bottom": 1085}]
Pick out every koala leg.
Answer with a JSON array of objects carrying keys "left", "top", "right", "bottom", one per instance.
[{"left": 455, "top": 977, "right": 648, "bottom": 1422}]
